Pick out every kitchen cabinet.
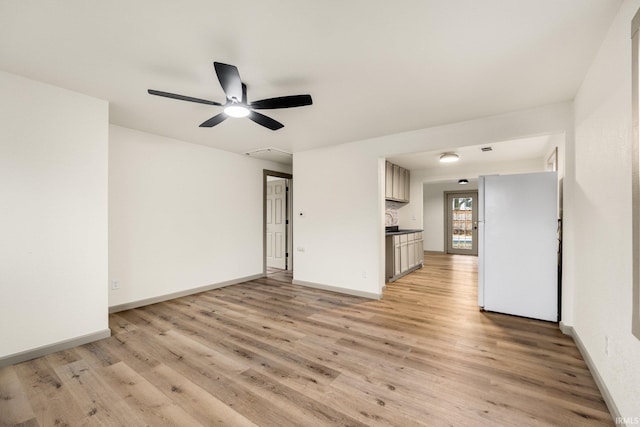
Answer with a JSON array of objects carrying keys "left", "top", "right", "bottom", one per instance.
[
  {"left": 407, "top": 233, "right": 415, "bottom": 270},
  {"left": 403, "top": 168, "right": 410, "bottom": 202},
  {"left": 404, "top": 232, "right": 424, "bottom": 269},
  {"left": 394, "top": 236, "right": 402, "bottom": 276},
  {"left": 386, "top": 230, "right": 423, "bottom": 282},
  {"left": 411, "top": 232, "right": 423, "bottom": 268},
  {"left": 385, "top": 161, "right": 410, "bottom": 202},
  {"left": 385, "top": 161, "right": 394, "bottom": 199},
  {"left": 399, "top": 234, "right": 408, "bottom": 272}
]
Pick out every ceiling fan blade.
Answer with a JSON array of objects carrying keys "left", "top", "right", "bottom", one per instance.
[
  {"left": 199, "top": 113, "right": 228, "bottom": 128},
  {"left": 214, "top": 62, "right": 243, "bottom": 102},
  {"left": 248, "top": 111, "right": 284, "bottom": 130},
  {"left": 250, "top": 94, "right": 312, "bottom": 110},
  {"left": 242, "top": 83, "right": 248, "bottom": 104},
  {"left": 148, "top": 89, "right": 222, "bottom": 106}
]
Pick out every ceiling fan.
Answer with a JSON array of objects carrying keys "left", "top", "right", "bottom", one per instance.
[{"left": 148, "top": 62, "right": 312, "bottom": 130}]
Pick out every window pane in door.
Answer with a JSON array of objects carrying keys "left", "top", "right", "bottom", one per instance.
[{"left": 451, "top": 197, "right": 473, "bottom": 250}]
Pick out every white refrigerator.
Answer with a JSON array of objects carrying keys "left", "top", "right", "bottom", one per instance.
[{"left": 478, "top": 171, "right": 558, "bottom": 322}]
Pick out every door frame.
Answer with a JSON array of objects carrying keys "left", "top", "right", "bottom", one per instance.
[
  {"left": 444, "top": 190, "right": 478, "bottom": 256},
  {"left": 263, "top": 170, "right": 293, "bottom": 274}
]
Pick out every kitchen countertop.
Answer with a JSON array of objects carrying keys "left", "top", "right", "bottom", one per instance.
[{"left": 385, "top": 229, "right": 423, "bottom": 236}]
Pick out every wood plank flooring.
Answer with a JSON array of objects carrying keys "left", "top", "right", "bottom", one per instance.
[{"left": 0, "top": 254, "right": 612, "bottom": 426}]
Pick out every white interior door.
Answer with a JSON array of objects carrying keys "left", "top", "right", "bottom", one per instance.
[{"left": 266, "top": 179, "right": 287, "bottom": 269}]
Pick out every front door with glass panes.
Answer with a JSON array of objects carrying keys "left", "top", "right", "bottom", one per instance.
[{"left": 445, "top": 191, "right": 478, "bottom": 255}]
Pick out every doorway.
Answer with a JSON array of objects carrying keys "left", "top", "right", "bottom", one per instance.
[
  {"left": 445, "top": 191, "right": 478, "bottom": 255},
  {"left": 264, "top": 170, "right": 292, "bottom": 279}
]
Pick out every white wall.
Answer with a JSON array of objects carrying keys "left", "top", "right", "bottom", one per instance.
[
  {"left": 293, "top": 147, "right": 382, "bottom": 296},
  {"left": 0, "top": 70, "right": 109, "bottom": 359},
  {"left": 109, "top": 125, "right": 291, "bottom": 308},
  {"left": 569, "top": 0, "right": 640, "bottom": 419},
  {"left": 293, "top": 102, "right": 572, "bottom": 297}
]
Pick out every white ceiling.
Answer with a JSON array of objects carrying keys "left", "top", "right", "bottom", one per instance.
[
  {"left": 0, "top": 0, "right": 621, "bottom": 156},
  {"left": 388, "top": 134, "right": 555, "bottom": 171}
]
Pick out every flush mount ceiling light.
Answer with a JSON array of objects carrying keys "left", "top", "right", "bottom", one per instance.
[
  {"left": 458, "top": 179, "right": 469, "bottom": 185},
  {"left": 439, "top": 152, "right": 459, "bottom": 163},
  {"left": 224, "top": 104, "right": 250, "bottom": 118}
]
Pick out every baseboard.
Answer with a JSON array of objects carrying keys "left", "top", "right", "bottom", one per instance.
[
  {"left": 292, "top": 279, "right": 381, "bottom": 300},
  {"left": 558, "top": 320, "right": 573, "bottom": 335},
  {"left": 0, "top": 328, "right": 111, "bottom": 368},
  {"left": 559, "top": 322, "right": 620, "bottom": 425},
  {"left": 109, "top": 273, "right": 265, "bottom": 313}
]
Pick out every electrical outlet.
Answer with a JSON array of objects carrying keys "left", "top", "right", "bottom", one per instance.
[
  {"left": 362, "top": 271, "right": 367, "bottom": 279},
  {"left": 297, "top": 246, "right": 305, "bottom": 252},
  {"left": 111, "top": 280, "right": 120, "bottom": 290},
  {"left": 605, "top": 335, "right": 609, "bottom": 356}
]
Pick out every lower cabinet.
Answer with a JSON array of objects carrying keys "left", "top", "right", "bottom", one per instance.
[
  {"left": 386, "top": 231, "right": 423, "bottom": 282},
  {"left": 410, "top": 232, "right": 423, "bottom": 269},
  {"left": 394, "top": 237, "right": 402, "bottom": 276},
  {"left": 400, "top": 234, "right": 409, "bottom": 272}
]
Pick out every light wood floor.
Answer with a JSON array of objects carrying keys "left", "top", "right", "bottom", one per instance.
[{"left": 0, "top": 254, "right": 612, "bottom": 426}]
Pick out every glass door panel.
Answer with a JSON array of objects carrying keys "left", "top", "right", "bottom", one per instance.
[{"left": 446, "top": 191, "right": 478, "bottom": 255}]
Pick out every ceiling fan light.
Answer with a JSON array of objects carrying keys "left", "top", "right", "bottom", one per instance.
[
  {"left": 439, "top": 153, "right": 459, "bottom": 163},
  {"left": 224, "top": 105, "right": 250, "bottom": 118}
]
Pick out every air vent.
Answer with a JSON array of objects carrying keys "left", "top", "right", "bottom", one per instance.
[{"left": 481, "top": 147, "right": 493, "bottom": 152}]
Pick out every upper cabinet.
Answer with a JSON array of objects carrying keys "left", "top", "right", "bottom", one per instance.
[{"left": 385, "top": 161, "right": 410, "bottom": 203}]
